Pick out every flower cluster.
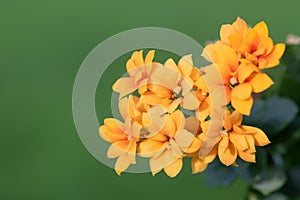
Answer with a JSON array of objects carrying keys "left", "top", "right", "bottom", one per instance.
[{"left": 99, "top": 17, "right": 285, "bottom": 177}]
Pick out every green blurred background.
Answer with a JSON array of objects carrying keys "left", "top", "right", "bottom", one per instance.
[{"left": 1, "top": 0, "right": 299, "bottom": 199}]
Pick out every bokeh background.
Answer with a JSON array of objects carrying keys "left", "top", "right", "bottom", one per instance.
[{"left": 1, "top": 0, "right": 299, "bottom": 199}]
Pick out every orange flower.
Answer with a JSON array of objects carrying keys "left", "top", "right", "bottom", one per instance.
[
  {"left": 112, "top": 50, "right": 159, "bottom": 99},
  {"left": 212, "top": 111, "right": 270, "bottom": 166},
  {"left": 99, "top": 117, "right": 142, "bottom": 175},
  {"left": 139, "top": 55, "right": 202, "bottom": 112},
  {"left": 118, "top": 95, "right": 150, "bottom": 125},
  {"left": 138, "top": 110, "right": 195, "bottom": 177},
  {"left": 220, "top": 17, "right": 285, "bottom": 69},
  {"left": 185, "top": 133, "right": 218, "bottom": 174},
  {"left": 202, "top": 42, "right": 274, "bottom": 115}
]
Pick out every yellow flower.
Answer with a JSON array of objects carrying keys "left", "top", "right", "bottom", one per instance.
[
  {"left": 202, "top": 42, "right": 274, "bottom": 115},
  {"left": 185, "top": 133, "right": 218, "bottom": 174},
  {"left": 139, "top": 55, "right": 202, "bottom": 112},
  {"left": 220, "top": 17, "right": 285, "bottom": 69},
  {"left": 118, "top": 95, "right": 150, "bottom": 125},
  {"left": 215, "top": 111, "right": 270, "bottom": 166},
  {"left": 112, "top": 50, "right": 159, "bottom": 99},
  {"left": 138, "top": 110, "right": 195, "bottom": 177},
  {"left": 99, "top": 117, "right": 142, "bottom": 175}
]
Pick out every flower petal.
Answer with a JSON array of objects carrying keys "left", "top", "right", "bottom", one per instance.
[
  {"left": 231, "top": 96, "right": 253, "bottom": 116},
  {"left": 138, "top": 139, "right": 165, "bottom": 157},
  {"left": 112, "top": 77, "right": 137, "bottom": 98},
  {"left": 174, "top": 129, "right": 195, "bottom": 151},
  {"left": 163, "top": 158, "right": 183, "bottom": 178},
  {"left": 115, "top": 153, "right": 135, "bottom": 176},
  {"left": 218, "top": 138, "right": 237, "bottom": 166},
  {"left": 145, "top": 50, "right": 155, "bottom": 64},
  {"left": 237, "top": 63, "right": 257, "bottom": 83},
  {"left": 191, "top": 157, "right": 208, "bottom": 174},
  {"left": 232, "top": 83, "right": 252, "bottom": 100},
  {"left": 253, "top": 21, "right": 269, "bottom": 38},
  {"left": 238, "top": 150, "right": 256, "bottom": 163},
  {"left": 181, "top": 91, "right": 200, "bottom": 110},
  {"left": 242, "top": 126, "right": 271, "bottom": 146},
  {"left": 229, "top": 133, "right": 248, "bottom": 151},
  {"left": 178, "top": 55, "right": 193, "bottom": 77},
  {"left": 185, "top": 136, "right": 202, "bottom": 153},
  {"left": 249, "top": 73, "right": 274, "bottom": 93}
]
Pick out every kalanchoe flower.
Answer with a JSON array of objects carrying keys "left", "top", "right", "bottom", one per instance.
[
  {"left": 98, "top": 17, "right": 285, "bottom": 178},
  {"left": 203, "top": 27, "right": 278, "bottom": 115},
  {"left": 99, "top": 117, "right": 141, "bottom": 175},
  {"left": 220, "top": 17, "right": 285, "bottom": 69},
  {"left": 138, "top": 110, "right": 195, "bottom": 177},
  {"left": 139, "top": 55, "right": 202, "bottom": 112},
  {"left": 112, "top": 50, "right": 159, "bottom": 99},
  {"left": 200, "top": 110, "right": 271, "bottom": 166}
]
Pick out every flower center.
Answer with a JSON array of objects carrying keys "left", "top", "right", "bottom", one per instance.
[
  {"left": 229, "top": 77, "right": 238, "bottom": 86},
  {"left": 173, "top": 85, "right": 182, "bottom": 95},
  {"left": 166, "top": 144, "right": 171, "bottom": 150}
]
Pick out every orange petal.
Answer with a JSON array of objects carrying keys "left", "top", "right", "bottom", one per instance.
[
  {"left": 181, "top": 77, "right": 194, "bottom": 96},
  {"left": 229, "top": 110, "right": 243, "bottom": 126},
  {"left": 107, "top": 143, "right": 124, "bottom": 158},
  {"left": 253, "top": 37, "right": 273, "bottom": 57},
  {"left": 229, "top": 133, "right": 248, "bottom": 151},
  {"left": 218, "top": 138, "right": 237, "bottom": 166},
  {"left": 145, "top": 50, "right": 155, "bottom": 64},
  {"left": 191, "top": 157, "right": 208, "bottom": 174},
  {"left": 220, "top": 24, "right": 237, "bottom": 44},
  {"left": 178, "top": 55, "right": 193, "bottom": 77},
  {"left": 202, "top": 145, "right": 218, "bottom": 163},
  {"left": 99, "top": 125, "right": 126, "bottom": 143},
  {"left": 149, "top": 132, "right": 168, "bottom": 142},
  {"left": 133, "top": 50, "right": 144, "bottom": 66},
  {"left": 118, "top": 97, "right": 129, "bottom": 120},
  {"left": 237, "top": 63, "right": 257, "bottom": 83},
  {"left": 150, "top": 143, "right": 180, "bottom": 175},
  {"left": 242, "top": 126, "right": 271, "bottom": 146},
  {"left": 260, "top": 43, "right": 286, "bottom": 69},
  {"left": 195, "top": 76, "right": 209, "bottom": 93},
  {"left": 253, "top": 21, "right": 269, "bottom": 38},
  {"left": 245, "top": 135, "right": 256, "bottom": 153},
  {"left": 181, "top": 91, "right": 200, "bottom": 110},
  {"left": 139, "top": 92, "right": 164, "bottom": 105},
  {"left": 138, "top": 139, "right": 165, "bottom": 157},
  {"left": 112, "top": 77, "right": 136, "bottom": 98},
  {"left": 174, "top": 129, "right": 195, "bottom": 151},
  {"left": 238, "top": 150, "right": 256, "bottom": 163},
  {"left": 164, "top": 58, "right": 178, "bottom": 72},
  {"left": 104, "top": 118, "right": 125, "bottom": 133},
  {"left": 126, "top": 59, "right": 136, "bottom": 74},
  {"left": 185, "top": 137, "right": 202, "bottom": 153},
  {"left": 160, "top": 115, "right": 176, "bottom": 138},
  {"left": 115, "top": 153, "right": 135, "bottom": 175},
  {"left": 163, "top": 158, "right": 183, "bottom": 178},
  {"left": 232, "top": 83, "right": 252, "bottom": 100},
  {"left": 147, "top": 84, "right": 172, "bottom": 99},
  {"left": 231, "top": 96, "right": 253, "bottom": 116},
  {"left": 113, "top": 140, "right": 132, "bottom": 153},
  {"left": 171, "top": 110, "right": 185, "bottom": 131},
  {"left": 233, "top": 17, "right": 248, "bottom": 36},
  {"left": 249, "top": 73, "right": 274, "bottom": 93}
]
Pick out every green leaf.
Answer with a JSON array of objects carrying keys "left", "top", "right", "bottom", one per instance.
[
  {"left": 282, "top": 44, "right": 300, "bottom": 85},
  {"left": 263, "top": 64, "right": 287, "bottom": 98},
  {"left": 245, "top": 96, "right": 298, "bottom": 135},
  {"left": 203, "top": 160, "right": 237, "bottom": 186},
  {"left": 252, "top": 168, "right": 287, "bottom": 196}
]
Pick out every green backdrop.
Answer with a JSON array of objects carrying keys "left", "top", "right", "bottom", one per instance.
[{"left": 1, "top": 0, "right": 299, "bottom": 199}]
